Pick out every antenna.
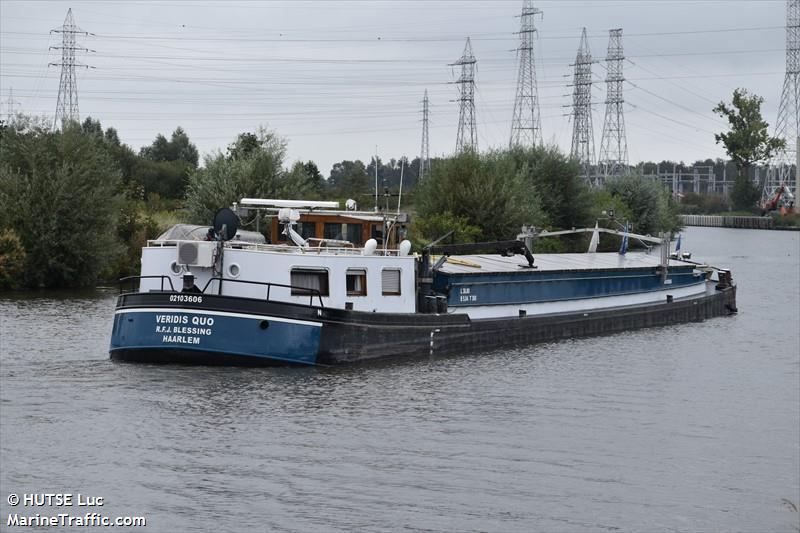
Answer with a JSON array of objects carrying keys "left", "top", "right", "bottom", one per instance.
[
  {"left": 49, "top": 8, "right": 92, "bottom": 130},
  {"left": 510, "top": 0, "right": 543, "bottom": 148},
  {"left": 598, "top": 28, "right": 629, "bottom": 181},
  {"left": 373, "top": 146, "right": 379, "bottom": 212},
  {"left": 451, "top": 37, "right": 478, "bottom": 153},
  {"left": 419, "top": 90, "right": 431, "bottom": 181},
  {"left": 398, "top": 156, "right": 406, "bottom": 215},
  {"left": 569, "top": 28, "right": 596, "bottom": 185},
  {"left": 766, "top": 0, "right": 800, "bottom": 200}
]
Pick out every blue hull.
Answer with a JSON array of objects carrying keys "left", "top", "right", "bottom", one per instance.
[{"left": 110, "top": 308, "right": 322, "bottom": 365}]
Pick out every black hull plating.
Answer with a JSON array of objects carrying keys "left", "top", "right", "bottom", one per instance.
[
  {"left": 111, "top": 348, "right": 291, "bottom": 367},
  {"left": 317, "top": 285, "right": 737, "bottom": 364},
  {"left": 111, "top": 283, "right": 737, "bottom": 366}
]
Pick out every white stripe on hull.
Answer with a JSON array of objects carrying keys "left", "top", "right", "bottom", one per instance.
[
  {"left": 115, "top": 307, "right": 323, "bottom": 327},
  {"left": 453, "top": 282, "right": 708, "bottom": 319}
]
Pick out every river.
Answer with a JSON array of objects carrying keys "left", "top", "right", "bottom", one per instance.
[{"left": 1, "top": 227, "right": 798, "bottom": 532}]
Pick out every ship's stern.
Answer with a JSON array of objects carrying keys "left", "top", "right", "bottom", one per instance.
[{"left": 110, "top": 292, "right": 323, "bottom": 366}]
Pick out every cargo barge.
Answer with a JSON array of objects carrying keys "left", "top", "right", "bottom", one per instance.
[{"left": 109, "top": 199, "right": 737, "bottom": 366}]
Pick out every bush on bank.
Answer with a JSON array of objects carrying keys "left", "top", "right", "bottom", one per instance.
[
  {"left": 0, "top": 228, "right": 26, "bottom": 290},
  {"left": 414, "top": 149, "right": 548, "bottom": 243},
  {"left": 0, "top": 122, "right": 122, "bottom": 289},
  {"left": 184, "top": 128, "right": 315, "bottom": 225},
  {"left": 414, "top": 146, "right": 680, "bottom": 245}
]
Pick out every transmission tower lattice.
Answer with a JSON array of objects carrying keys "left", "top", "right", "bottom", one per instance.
[
  {"left": 50, "top": 8, "right": 91, "bottom": 129},
  {"left": 598, "top": 28, "right": 629, "bottom": 181},
  {"left": 510, "top": 0, "right": 543, "bottom": 148},
  {"left": 3, "top": 87, "right": 21, "bottom": 123},
  {"left": 766, "top": 0, "right": 800, "bottom": 200},
  {"left": 569, "top": 28, "right": 596, "bottom": 185},
  {"left": 451, "top": 37, "right": 478, "bottom": 152},
  {"left": 419, "top": 89, "right": 431, "bottom": 181}
]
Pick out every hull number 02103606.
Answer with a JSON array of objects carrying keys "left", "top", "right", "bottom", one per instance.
[{"left": 169, "top": 294, "right": 203, "bottom": 303}]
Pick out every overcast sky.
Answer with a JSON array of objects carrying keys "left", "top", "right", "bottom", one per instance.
[{"left": 0, "top": 0, "right": 787, "bottom": 174}]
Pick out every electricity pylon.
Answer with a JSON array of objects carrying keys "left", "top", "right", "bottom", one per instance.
[
  {"left": 509, "top": 0, "right": 543, "bottom": 148},
  {"left": 598, "top": 28, "right": 629, "bottom": 181},
  {"left": 451, "top": 37, "right": 478, "bottom": 152}
]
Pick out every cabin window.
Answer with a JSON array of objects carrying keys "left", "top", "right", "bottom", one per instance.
[
  {"left": 371, "top": 225, "right": 384, "bottom": 244},
  {"left": 381, "top": 269, "right": 401, "bottom": 296},
  {"left": 346, "top": 269, "right": 367, "bottom": 296},
  {"left": 324, "top": 223, "right": 343, "bottom": 240},
  {"left": 290, "top": 268, "right": 329, "bottom": 296},
  {"left": 298, "top": 221, "right": 317, "bottom": 240},
  {"left": 346, "top": 224, "right": 363, "bottom": 245}
]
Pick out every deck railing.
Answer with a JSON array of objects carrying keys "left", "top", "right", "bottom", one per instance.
[
  {"left": 119, "top": 275, "right": 325, "bottom": 308},
  {"left": 200, "top": 277, "right": 325, "bottom": 308},
  {"left": 144, "top": 239, "right": 403, "bottom": 256},
  {"left": 119, "top": 275, "right": 175, "bottom": 294}
]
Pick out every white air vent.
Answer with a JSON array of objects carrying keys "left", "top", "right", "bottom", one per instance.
[{"left": 177, "top": 241, "right": 215, "bottom": 267}]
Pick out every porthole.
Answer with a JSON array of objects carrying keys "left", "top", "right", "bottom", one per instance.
[
  {"left": 170, "top": 261, "right": 182, "bottom": 275},
  {"left": 227, "top": 263, "right": 241, "bottom": 278}
]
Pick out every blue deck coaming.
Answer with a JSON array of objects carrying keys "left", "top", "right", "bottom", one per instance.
[
  {"left": 434, "top": 266, "right": 705, "bottom": 307},
  {"left": 110, "top": 309, "right": 322, "bottom": 365}
]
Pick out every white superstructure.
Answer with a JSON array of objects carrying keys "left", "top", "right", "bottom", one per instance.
[{"left": 140, "top": 242, "right": 417, "bottom": 314}]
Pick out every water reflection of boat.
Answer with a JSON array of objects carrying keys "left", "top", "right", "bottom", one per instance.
[{"left": 109, "top": 199, "right": 737, "bottom": 366}]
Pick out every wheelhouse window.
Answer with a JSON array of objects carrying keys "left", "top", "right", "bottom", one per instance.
[
  {"left": 381, "top": 269, "right": 401, "bottom": 296},
  {"left": 346, "top": 224, "right": 363, "bottom": 245},
  {"left": 371, "top": 225, "right": 384, "bottom": 245},
  {"left": 324, "top": 223, "right": 344, "bottom": 240},
  {"left": 290, "top": 268, "right": 329, "bottom": 296},
  {"left": 346, "top": 269, "right": 367, "bottom": 296},
  {"left": 298, "top": 221, "right": 317, "bottom": 240}
]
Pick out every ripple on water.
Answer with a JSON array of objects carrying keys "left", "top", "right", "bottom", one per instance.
[{"left": 1, "top": 228, "right": 798, "bottom": 532}]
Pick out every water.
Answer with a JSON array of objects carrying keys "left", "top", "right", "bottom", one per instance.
[{"left": 1, "top": 227, "right": 798, "bottom": 532}]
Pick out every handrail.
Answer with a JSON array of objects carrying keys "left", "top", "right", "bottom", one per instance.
[
  {"left": 119, "top": 275, "right": 176, "bottom": 294},
  {"left": 200, "top": 277, "right": 325, "bottom": 308},
  {"left": 118, "top": 275, "right": 325, "bottom": 308},
  {"left": 146, "top": 240, "right": 400, "bottom": 255}
]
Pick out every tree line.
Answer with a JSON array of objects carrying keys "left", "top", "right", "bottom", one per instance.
[{"left": 0, "top": 87, "right": 780, "bottom": 290}]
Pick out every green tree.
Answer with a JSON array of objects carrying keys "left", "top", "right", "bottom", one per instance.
[
  {"left": 136, "top": 127, "right": 198, "bottom": 198},
  {"left": 0, "top": 121, "right": 122, "bottom": 288},
  {"left": 415, "top": 150, "right": 546, "bottom": 242},
  {"left": 713, "top": 88, "right": 785, "bottom": 209},
  {"left": 0, "top": 228, "right": 26, "bottom": 290},
  {"left": 140, "top": 127, "right": 198, "bottom": 167},
  {"left": 185, "top": 127, "right": 312, "bottom": 224},
  {"left": 227, "top": 132, "right": 260, "bottom": 160},
  {"left": 411, "top": 212, "right": 481, "bottom": 247},
  {"left": 730, "top": 173, "right": 762, "bottom": 211},
  {"left": 329, "top": 160, "right": 370, "bottom": 198},
  {"left": 605, "top": 175, "right": 681, "bottom": 235},
  {"left": 303, "top": 161, "right": 326, "bottom": 194},
  {"left": 510, "top": 145, "right": 593, "bottom": 229}
]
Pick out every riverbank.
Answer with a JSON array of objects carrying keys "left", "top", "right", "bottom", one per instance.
[{"left": 681, "top": 213, "right": 800, "bottom": 230}]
